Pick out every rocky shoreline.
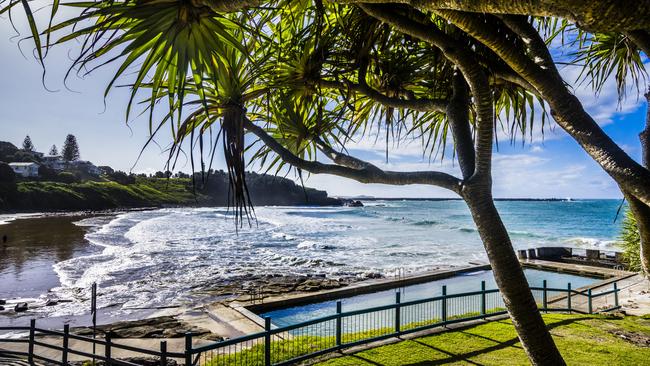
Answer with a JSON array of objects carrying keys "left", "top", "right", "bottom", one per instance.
[
  {"left": 71, "top": 316, "right": 221, "bottom": 341},
  {"left": 67, "top": 274, "right": 367, "bottom": 340}
]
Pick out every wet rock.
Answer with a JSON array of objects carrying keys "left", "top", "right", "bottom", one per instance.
[
  {"left": 14, "top": 303, "right": 28, "bottom": 312},
  {"left": 45, "top": 299, "right": 59, "bottom": 306},
  {"left": 72, "top": 316, "right": 214, "bottom": 339},
  {"left": 0, "top": 299, "right": 6, "bottom": 305},
  {"left": 205, "top": 273, "right": 358, "bottom": 300},
  {"left": 345, "top": 200, "right": 364, "bottom": 207},
  {"left": 0, "top": 306, "right": 4, "bottom": 311}
]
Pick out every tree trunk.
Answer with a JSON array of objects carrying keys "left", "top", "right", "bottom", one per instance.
[
  {"left": 628, "top": 90, "right": 650, "bottom": 275},
  {"left": 463, "top": 182, "right": 566, "bottom": 365},
  {"left": 641, "top": 90, "right": 650, "bottom": 169},
  {"left": 627, "top": 195, "right": 650, "bottom": 275}
]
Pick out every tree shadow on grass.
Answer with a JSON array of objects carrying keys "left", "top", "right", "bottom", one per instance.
[{"left": 346, "top": 315, "right": 599, "bottom": 366}]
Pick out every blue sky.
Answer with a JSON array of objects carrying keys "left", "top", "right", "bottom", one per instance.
[{"left": 1, "top": 15, "right": 648, "bottom": 199}]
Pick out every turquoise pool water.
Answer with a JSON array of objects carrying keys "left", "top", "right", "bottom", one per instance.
[{"left": 261, "top": 268, "right": 602, "bottom": 327}]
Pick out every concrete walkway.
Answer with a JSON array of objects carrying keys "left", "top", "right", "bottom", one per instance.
[{"left": 617, "top": 274, "right": 650, "bottom": 315}]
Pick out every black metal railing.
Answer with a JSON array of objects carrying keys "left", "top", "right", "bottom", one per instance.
[{"left": 0, "top": 280, "right": 620, "bottom": 366}]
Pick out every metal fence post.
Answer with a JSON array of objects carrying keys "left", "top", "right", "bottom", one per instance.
[
  {"left": 542, "top": 280, "right": 548, "bottom": 312},
  {"left": 588, "top": 289, "right": 593, "bottom": 314},
  {"left": 335, "top": 301, "right": 342, "bottom": 347},
  {"left": 28, "top": 319, "right": 35, "bottom": 364},
  {"left": 566, "top": 282, "right": 571, "bottom": 314},
  {"left": 264, "top": 317, "right": 272, "bottom": 366},
  {"left": 62, "top": 323, "right": 70, "bottom": 365},
  {"left": 442, "top": 285, "right": 447, "bottom": 324},
  {"left": 105, "top": 332, "right": 112, "bottom": 366},
  {"left": 160, "top": 340, "right": 167, "bottom": 366},
  {"left": 395, "top": 292, "right": 401, "bottom": 334},
  {"left": 614, "top": 282, "right": 619, "bottom": 308},
  {"left": 480, "top": 281, "right": 486, "bottom": 316},
  {"left": 184, "top": 332, "right": 193, "bottom": 366}
]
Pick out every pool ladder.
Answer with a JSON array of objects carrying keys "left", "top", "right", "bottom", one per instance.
[
  {"left": 249, "top": 287, "right": 264, "bottom": 304},
  {"left": 395, "top": 267, "right": 407, "bottom": 294}
]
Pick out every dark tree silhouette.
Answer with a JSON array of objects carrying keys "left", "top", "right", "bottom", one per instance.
[
  {"left": 49, "top": 145, "right": 58, "bottom": 156},
  {"left": 22, "top": 136, "right": 34, "bottom": 152},
  {"left": 62, "top": 134, "right": 80, "bottom": 162}
]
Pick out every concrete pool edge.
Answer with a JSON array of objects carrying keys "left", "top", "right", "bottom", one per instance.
[
  {"left": 244, "top": 264, "right": 491, "bottom": 313},
  {"left": 228, "top": 260, "right": 635, "bottom": 331}
]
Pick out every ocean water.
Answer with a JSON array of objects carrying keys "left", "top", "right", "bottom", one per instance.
[{"left": 4, "top": 199, "right": 624, "bottom": 323}]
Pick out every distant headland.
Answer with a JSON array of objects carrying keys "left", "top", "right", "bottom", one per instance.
[{"left": 0, "top": 139, "right": 342, "bottom": 212}]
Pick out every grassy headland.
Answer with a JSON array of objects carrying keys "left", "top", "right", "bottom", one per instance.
[{"left": 0, "top": 174, "right": 342, "bottom": 212}]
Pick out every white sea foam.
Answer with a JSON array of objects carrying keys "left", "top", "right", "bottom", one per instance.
[
  {"left": 563, "top": 237, "right": 617, "bottom": 249},
  {"left": 40, "top": 200, "right": 622, "bottom": 318}
]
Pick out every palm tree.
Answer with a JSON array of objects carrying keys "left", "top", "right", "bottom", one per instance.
[
  {"left": 35, "top": 2, "right": 564, "bottom": 363},
  {"left": 5, "top": 0, "right": 650, "bottom": 364},
  {"left": 568, "top": 31, "right": 650, "bottom": 276}
]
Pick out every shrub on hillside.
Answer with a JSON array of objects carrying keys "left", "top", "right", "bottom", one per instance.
[
  {"left": 38, "top": 165, "right": 58, "bottom": 180},
  {"left": 106, "top": 170, "right": 136, "bottom": 185},
  {"left": 57, "top": 171, "right": 80, "bottom": 184}
]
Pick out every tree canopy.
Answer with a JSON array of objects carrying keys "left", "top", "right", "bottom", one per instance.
[
  {"left": 22, "top": 135, "right": 34, "bottom": 152},
  {"left": 2, "top": 1, "right": 650, "bottom": 364},
  {"left": 62, "top": 134, "right": 80, "bottom": 162}
]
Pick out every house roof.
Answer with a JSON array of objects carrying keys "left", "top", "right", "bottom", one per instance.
[{"left": 9, "top": 162, "right": 39, "bottom": 167}]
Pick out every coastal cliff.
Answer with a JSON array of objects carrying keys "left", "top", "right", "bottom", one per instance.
[{"left": 0, "top": 171, "right": 342, "bottom": 212}]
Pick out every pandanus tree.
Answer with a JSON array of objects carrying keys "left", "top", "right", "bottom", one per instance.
[
  {"left": 31, "top": 2, "right": 565, "bottom": 363},
  {"left": 425, "top": 11, "right": 650, "bottom": 276},
  {"left": 3, "top": 0, "right": 650, "bottom": 364}
]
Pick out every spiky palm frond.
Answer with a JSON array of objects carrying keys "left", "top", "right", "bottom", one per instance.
[
  {"left": 573, "top": 33, "right": 647, "bottom": 100},
  {"left": 494, "top": 85, "right": 549, "bottom": 145},
  {"left": 50, "top": 0, "right": 246, "bottom": 123},
  {"left": 618, "top": 209, "right": 641, "bottom": 272},
  {"left": 3, "top": 1, "right": 566, "bottom": 221},
  {"left": 1, "top": 0, "right": 48, "bottom": 66}
]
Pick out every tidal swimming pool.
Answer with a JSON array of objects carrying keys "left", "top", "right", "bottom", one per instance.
[{"left": 260, "top": 268, "right": 602, "bottom": 327}]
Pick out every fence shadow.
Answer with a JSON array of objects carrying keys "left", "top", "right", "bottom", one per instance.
[{"left": 342, "top": 315, "right": 600, "bottom": 366}]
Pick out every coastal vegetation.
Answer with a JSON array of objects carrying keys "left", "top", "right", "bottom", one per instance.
[
  {"left": 0, "top": 173, "right": 341, "bottom": 211},
  {"left": 2, "top": 1, "right": 650, "bottom": 364},
  {"left": 619, "top": 210, "right": 642, "bottom": 272},
  {"left": 61, "top": 134, "right": 80, "bottom": 162}
]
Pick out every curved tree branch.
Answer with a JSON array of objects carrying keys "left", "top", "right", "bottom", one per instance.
[
  {"left": 243, "top": 118, "right": 463, "bottom": 193},
  {"left": 331, "top": 0, "right": 650, "bottom": 32},
  {"left": 359, "top": 4, "right": 494, "bottom": 181},
  {"left": 318, "top": 79, "right": 448, "bottom": 112},
  {"left": 312, "top": 136, "right": 377, "bottom": 170},
  {"left": 436, "top": 9, "right": 650, "bottom": 207},
  {"left": 447, "top": 70, "right": 476, "bottom": 179}
]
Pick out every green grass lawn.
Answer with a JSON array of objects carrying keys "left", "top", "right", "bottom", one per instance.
[{"left": 316, "top": 313, "right": 650, "bottom": 366}]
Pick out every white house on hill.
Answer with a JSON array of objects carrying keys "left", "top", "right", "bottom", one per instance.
[
  {"left": 42, "top": 155, "right": 66, "bottom": 171},
  {"left": 9, "top": 162, "right": 39, "bottom": 177}
]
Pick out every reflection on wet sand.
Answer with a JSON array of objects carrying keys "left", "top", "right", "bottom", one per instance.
[{"left": 0, "top": 215, "right": 93, "bottom": 299}]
